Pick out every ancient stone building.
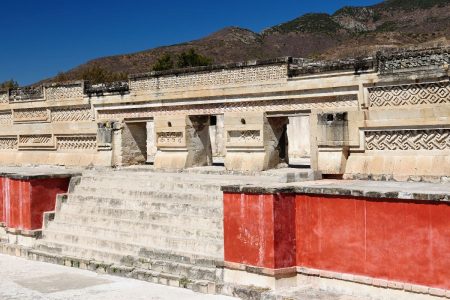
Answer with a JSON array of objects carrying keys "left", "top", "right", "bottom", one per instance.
[
  {"left": 1, "top": 48, "right": 449, "bottom": 181},
  {"left": 0, "top": 48, "right": 450, "bottom": 300}
]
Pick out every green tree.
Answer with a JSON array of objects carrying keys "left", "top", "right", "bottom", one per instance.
[
  {"left": 176, "top": 49, "right": 212, "bottom": 68},
  {"left": 55, "top": 72, "right": 69, "bottom": 83},
  {"left": 0, "top": 79, "right": 19, "bottom": 90},
  {"left": 152, "top": 53, "right": 174, "bottom": 71},
  {"left": 81, "top": 65, "right": 128, "bottom": 84}
]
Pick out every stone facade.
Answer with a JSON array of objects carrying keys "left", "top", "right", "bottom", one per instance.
[
  {"left": 130, "top": 63, "right": 288, "bottom": 93},
  {"left": 0, "top": 49, "right": 448, "bottom": 180},
  {"left": 45, "top": 82, "right": 84, "bottom": 101}
]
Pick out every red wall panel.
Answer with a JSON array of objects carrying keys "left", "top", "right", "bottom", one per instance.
[
  {"left": 223, "top": 193, "right": 296, "bottom": 269},
  {"left": 1, "top": 177, "right": 69, "bottom": 231},
  {"left": 296, "top": 194, "right": 450, "bottom": 289}
]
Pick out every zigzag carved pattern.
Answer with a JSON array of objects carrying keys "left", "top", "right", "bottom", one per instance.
[
  {"left": 365, "top": 129, "right": 450, "bottom": 151},
  {"left": 14, "top": 108, "right": 49, "bottom": 121},
  {"left": 57, "top": 136, "right": 97, "bottom": 150},
  {"left": 369, "top": 82, "right": 450, "bottom": 107},
  {"left": 19, "top": 135, "right": 52, "bottom": 145},
  {"left": 52, "top": 107, "right": 92, "bottom": 122},
  {"left": 0, "top": 138, "right": 17, "bottom": 150}
]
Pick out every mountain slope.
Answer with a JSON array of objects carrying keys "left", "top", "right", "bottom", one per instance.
[{"left": 46, "top": 0, "right": 450, "bottom": 83}]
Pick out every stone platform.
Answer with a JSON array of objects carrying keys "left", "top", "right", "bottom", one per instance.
[
  {"left": 222, "top": 179, "right": 450, "bottom": 300},
  {"left": 0, "top": 165, "right": 449, "bottom": 299}
]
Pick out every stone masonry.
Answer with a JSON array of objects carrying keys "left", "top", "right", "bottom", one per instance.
[{"left": 0, "top": 48, "right": 448, "bottom": 180}]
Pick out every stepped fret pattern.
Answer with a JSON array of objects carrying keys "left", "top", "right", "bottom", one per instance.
[
  {"left": 14, "top": 108, "right": 49, "bottom": 122},
  {"left": 0, "top": 112, "right": 12, "bottom": 125},
  {"left": 365, "top": 129, "right": 450, "bottom": 151},
  {"left": 97, "top": 96, "right": 357, "bottom": 120},
  {"left": 369, "top": 82, "right": 450, "bottom": 107},
  {"left": 46, "top": 84, "right": 84, "bottom": 100},
  {"left": 378, "top": 51, "right": 450, "bottom": 73},
  {"left": 52, "top": 107, "right": 92, "bottom": 122},
  {"left": 57, "top": 136, "right": 97, "bottom": 150},
  {"left": 19, "top": 135, "right": 52, "bottom": 145},
  {"left": 130, "top": 64, "right": 287, "bottom": 92},
  {"left": 0, "top": 137, "right": 17, "bottom": 150}
]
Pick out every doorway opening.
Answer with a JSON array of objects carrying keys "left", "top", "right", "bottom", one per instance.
[{"left": 122, "top": 122, "right": 147, "bottom": 165}]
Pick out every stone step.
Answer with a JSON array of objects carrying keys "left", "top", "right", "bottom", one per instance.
[
  {"left": 138, "top": 247, "right": 220, "bottom": 269},
  {"left": 42, "top": 229, "right": 223, "bottom": 258},
  {"left": 68, "top": 191, "right": 222, "bottom": 208},
  {"left": 135, "top": 258, "right": 218, "bottom": 282},
  {"left": 35, "top": 240, "right": 130, "bottom": 263},
  {"left": 79, "top": 172, "right": 279, "bottom": 187},
  {"left": 46, "top": 219, "right": 223, "bottom": 242},
  {"left": 29, "top": 247, "right": 218, "bottom": 294},
  {"left": 58, "top": 202, "right": 223, "bottom": 226},
  {"left": 65, "top": 194, "right": 223, "bottom": 217},
  {"left": 34, "top": 239, "right": 219, "bottom": 281},
  {"left": 72, "top": 186, "right": 223, "bottom": 203},
  {"left": 51, "top": 211, "right": 223, "bottom": 234},
  {"left": 79, "top": 176, "right": 224, "bottom": 193}
]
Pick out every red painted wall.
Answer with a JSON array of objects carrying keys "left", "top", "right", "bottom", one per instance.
[
  {"left": 223, "top": 193, "right": 296, "bottom": 269},
  {"left": 2, "top": 177, "right": 69, "bottom": 231},
  {"left": 28, "top": 178, "right": 69, "bottom": 230},
  {"left": 0, "top": 177, "right": 4, "bottom": 224},
  {"left": 296, "top": 194, "right": 450, "bottom": 289},
  {"left": 223, "top": 192, "right": 450, "bottom": 290}
]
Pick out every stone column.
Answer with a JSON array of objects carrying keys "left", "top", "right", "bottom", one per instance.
[
  {"left": 154, "top": 115, "right": 212, "bottom": 169},
  {"left": 146, "top": 120, "right": 157, "bottom": 163},
  {"left": 224, "top": 112, "right": 288, "bottom": 172}
]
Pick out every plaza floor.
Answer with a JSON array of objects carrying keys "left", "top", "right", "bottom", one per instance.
[{"left": 0, "top": 254, "right": 237, "bottom": 300}]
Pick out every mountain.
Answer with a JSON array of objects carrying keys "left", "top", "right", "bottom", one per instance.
[{"left": 45, "top": 0, "right": 450, "bottom": 83}]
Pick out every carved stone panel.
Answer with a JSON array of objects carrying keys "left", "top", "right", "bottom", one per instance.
[
  {"left": 156, "top": 131, "right": 185, "bottom": 148},
  {"left": 52, "top": 107, "right": 92, "bottom": 122},
  {"left": 13, "top": 108, "right": 50, "bottom": 123},
  {"left": 369, "top": 82, "right": 450, "bottom": 107},
  {"left": 0, "top": 137, "right": 17, "bottom": 150},
  {"left": 0, "top": 112, "right": 12, "bottom": 125},
  {"left": 130, "top": 64, "right": 287, "bottom": 93},
  {"left": 227, "top": 130, "right": 261, "bottom": 143},
  {"left": 45, "top": 83, "right": 84, "bottom": 100},
  {"left": 57, "top": 135, "right": 97, "bottom": 150},
  {"left": 19, "top": 134, "right": 55, "bottom": 149},
  {"left": 365, "top": 129, "right": 450, "bottom": 151},
  {"left": 97, "top": 96, "right": 358, "bottom": 120}
]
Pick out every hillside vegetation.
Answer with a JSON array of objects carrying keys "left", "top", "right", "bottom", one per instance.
[{"left": 39, "top": 0, "right": 450, "bottom": 84}]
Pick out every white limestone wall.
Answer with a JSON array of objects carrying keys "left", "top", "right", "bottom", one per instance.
[
  {"left": 146, "top": 120, "right": 157, "bottom": 163},
  {"left": 287, "top": 115, "right": 311, "bottom": 166},
  {"left": 209, "top": 115, "right": 225, "bottom": 163}
]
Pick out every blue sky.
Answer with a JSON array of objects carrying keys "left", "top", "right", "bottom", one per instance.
[{"left": 0, "top": 0, "right": 381, "bottom": 85}]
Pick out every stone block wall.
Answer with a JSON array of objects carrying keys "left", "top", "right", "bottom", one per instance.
[
  {"left": 121, "top": 122, "right": 148, "bottom": 165},
  {"left": 130, "top": 63, "right": 288, "bottom": 93},
  {"left": 344, "top": 77, "right": 450, "bottom": 182},
  {"left": 45, "top": 82, "right": 84, "bottom": 101}
]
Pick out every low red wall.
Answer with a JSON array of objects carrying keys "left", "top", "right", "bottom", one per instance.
[
  {"left": 0, "top": 177, "right": 5, "bottom": 224},
  {"left": 223, "top": 193, "right": 296, "bottom": 269},
  {"left": 296, "top": 194, "right": 450, "bottom": 290},
  {"left": 0, "top": 177, "right": 69, "bottom": 231},
  {"left": 223, "top": 192, "right": 450, "bottom": 290}
]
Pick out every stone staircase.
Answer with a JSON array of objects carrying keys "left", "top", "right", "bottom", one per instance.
[{"left": 32, "top": 168, "right": 312, "bottom": 293}]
